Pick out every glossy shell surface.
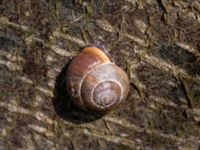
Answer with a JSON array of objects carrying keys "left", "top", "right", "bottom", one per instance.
[{"left": 66, "top": 45, "right": 129, "bottom": 112}]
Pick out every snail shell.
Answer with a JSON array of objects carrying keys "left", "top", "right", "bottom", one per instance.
[{"left": 66, "top": 45, "right": 129, "bottom": 113}]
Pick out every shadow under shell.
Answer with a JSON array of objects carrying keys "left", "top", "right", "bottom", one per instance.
[{"left": 52, "top": 61, "right": 105, "bottom": 124}]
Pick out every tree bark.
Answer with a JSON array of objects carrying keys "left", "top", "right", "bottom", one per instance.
[{"left": 0, "top": 0, "right": 200, "bottom": 149}]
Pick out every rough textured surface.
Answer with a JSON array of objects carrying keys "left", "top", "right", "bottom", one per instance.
[{"left": 0, "top": 0, "right": 200, "bottom": 150}]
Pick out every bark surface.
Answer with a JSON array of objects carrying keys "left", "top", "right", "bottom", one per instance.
[{"left": 0, "top": 0, "right": 200, "bottom": 150}]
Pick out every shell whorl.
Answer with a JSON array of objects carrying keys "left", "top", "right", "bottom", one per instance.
[
  {"left": 93, "top": 81, "right": 121, "bottom": 106},
  {"left": 66, "top": 45, "right": 129, "bottom": 113}
]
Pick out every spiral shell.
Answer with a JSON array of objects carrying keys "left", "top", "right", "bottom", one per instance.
[{"left": 66, "top": 45, "right": 129, "bottom": 113}]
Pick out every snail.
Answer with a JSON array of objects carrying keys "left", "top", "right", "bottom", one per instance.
[{"left": 66, "top": 45, "right": 129, "bottom": 113}]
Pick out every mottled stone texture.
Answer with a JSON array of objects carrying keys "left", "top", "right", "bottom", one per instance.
[{"left": 0, "top": 0, "right": 200, "bottom": 150}]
